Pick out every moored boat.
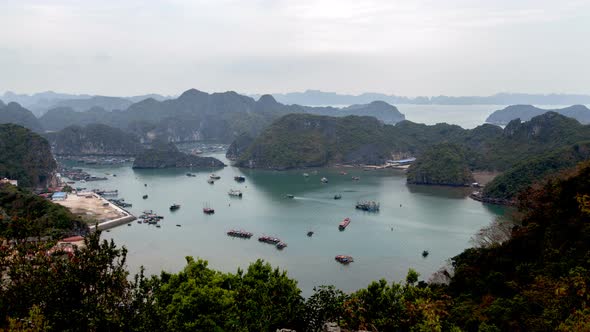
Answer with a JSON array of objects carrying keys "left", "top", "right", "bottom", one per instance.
[
  {"left": 209, "top": 173, "right": 221, "bottom": 180},
  {"left": 170, "top": 203, "right": 180, "bottom": 211},
  {"left": 203, "top": 204, "right": 215, "bottom": 214},
  {"left": 258, "top": 235, "right": 281, "bottom": 244},
  {"left": 335, "top": 255, "right": 354, "bottom": 264},
  {"left": 234, "top": 175, "right": 246, "bottom": 182},
  {"left": 356, "top": 201, "right": 380, "bottom": 212},
  {"left": 276, "top": 242, "right": 287, "bottom": 250},
  {"left": 207, "top": 178, "right": 215, "bottom": 184},
  {"left": 227, "top": 229, "right": 253, "bottom": 238},
  {"left": 339, "top": 217, "right": 351, "bottom": 230}
]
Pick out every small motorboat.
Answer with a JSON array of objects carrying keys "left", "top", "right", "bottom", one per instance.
[
  {"left": 170, "top": 204, "right": 180, "bottom": 211},
  {"left": 142, "top": 195, "right": 148, "bottom": 199},
  {"left": 307, "top": 231, "right": 314, "bottom": 237},
  {"left": 334, "top": 194, "right": 342, "bottom": 200},
  {"left": 156, "top": 224, "right": 161, "bottom": 228},
  {"left": 203, "top": 207, "right": 215, "bottom": 214},
  {"left": 276, "top": 242, "right": 287, "bottom": 250},
  {"left": 209, "top": 173, "right": 221, "bottom": 180},
  {"left": 234, "top": 176, "right": 246, "bottom": 182},
  {"left": 228, "top": 189, "right": 243, "bottom": 197},
  {"left": 321, "top": 177, "right": 328, "bottom": 183},
  {"left": 352, "top": 176, "right": 360, "bottom": 181},
  {"left": 303, "top": 173, "right": 309, "bottom": 177},
  {"left": 286, "top": 194, "right": 295, "bottom": 199},
  {"left": 422, "top": 250, "right": 429, "bottom": 258},
  {"left": 207, "top": 178, "right": 215, "bottom": 184},
  {"left": 340, "top": 171, "right": 347, "bottom": 175}
]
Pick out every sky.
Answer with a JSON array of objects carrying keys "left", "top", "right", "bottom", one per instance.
[{"left": 1, "top": 0, "right": 590, "bottom": 96}]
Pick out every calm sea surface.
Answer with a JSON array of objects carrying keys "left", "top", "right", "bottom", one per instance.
[{"left": 68, "top": 153, "right": 506, "bottom": 296}]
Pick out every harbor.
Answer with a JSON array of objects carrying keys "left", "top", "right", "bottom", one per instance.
[{"left": 56, "top": 154, "right": 505, "bottom": 296}]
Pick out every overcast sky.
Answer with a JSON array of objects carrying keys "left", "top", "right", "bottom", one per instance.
[{"left": 1, "top": 0, "right": 590, "bottom": 96}]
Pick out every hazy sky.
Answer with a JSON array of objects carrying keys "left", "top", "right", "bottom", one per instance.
[{"left": 1, "top": 0, "right": 590, "bottom": 96}]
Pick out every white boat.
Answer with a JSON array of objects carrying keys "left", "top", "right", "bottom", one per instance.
[
  {"left": 303, "top": 173, "right": 309, "bottom": 177},
  {"left": 209, "top": 173, "right": 221, "bottom": 180},
  {"left": 321, "top": 177, "right": 328, "bottom": 183}
]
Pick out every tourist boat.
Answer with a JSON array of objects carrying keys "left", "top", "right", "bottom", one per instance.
[
  {"left": 307, "top": 230, "right": 314, "bottom": 237},
  {"left": 321, "top": 177, "right": 328, "bottom": 183},
  {"left": 170, "top": 204, "right": 180, "bottom": 211},
  {"left": 227, "top": 229, "right": 253, "bottom": 238},
  {"left": 335, "top": 255, "right": 354, "bottom": 264},
  {"left": 276, "top": 242, "right": 287, "bottom": 250},
  {"left": 339, "top": 217, "right": 351, "bottom": 230},
  {"left": 334, "top": 194, "right": 342, "bottom": 200},
  {"left": 209, "top": 173, "right": 221, "bottom": 180},
  {"left": 286, "top": 194, "right": 295, "bottom": 199},
  {"left": 258, "top": 235, "right": 281, "bottom": 244},
  {"left": 234, "top": 176, "right": 246, "bottom": 182},
  {"left": 352, "top": 176, "right": 360, "bottom": 181},
  {"left": 303, "top": 173, "right": 309, "bottom": 177},
  {"left": 207, "top": 178, "right": 215, "bottom": 184},
  {"left": 355, "top": 201, "right": 380, "bottom": 212},
  {"left": 228, "top": 189, "right": 243, "bottom": 197},
  {"left": 142, "top": 195, "right": 148, "bottom": 199}
]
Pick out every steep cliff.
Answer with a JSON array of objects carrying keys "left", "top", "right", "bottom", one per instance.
[
  {"left": 0, "top": 101, "right": 43, "bottom": 133},
  {"left": 406, "top": 143, "right": 474, "bottom": 186},
  {"left": 0, "top": 124, "right": 57, "bottom": 187}
]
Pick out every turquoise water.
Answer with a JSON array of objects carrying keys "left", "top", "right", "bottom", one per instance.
[{"left": 68, "top": 154, "right": 505, "bottom": 296}]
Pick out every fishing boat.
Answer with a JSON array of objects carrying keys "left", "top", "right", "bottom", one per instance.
[
  {"left": 303, "top": 173, "right": 309, "bottom": 177},
  {"left": 276, "top": 242, "right": 287, "bottom": 250},
  {"left": 209, "top": 173, "right": 221, "bottom": 180},
  {"left": 258, "top": 235, "right": 281, "bottom": 244},
  {"left": 422, "top": 250, "right": 429, "bottom": 258},
  {"left": 142, "top": 195, "right": 148, "bottom": 199},
  {"left": 286, "top": 194, "right": 295, "bottom": 199},
  {"left": 307, "top": 230, "right": 314, "bottom": 237},
  {"left": 334, "top": 194, "right": 342, "bottom": 200},
  {"left": 321, "top": 177, "right": 328, "bottom": 183},
  {"left": 207, "top": 178, "right": 215, "bottom": 184},
  {"left": 234, "top": 175, "right": 246, "bottom": 182},
  {"left": 228, "top": 189, "right": 243, "bottom": 197},
  {"left": 352, "top": 176, "right": 360, "bottom": 181},
  {"left": 356, "top": 201, "right": 380, "bottom": 212},
  {"left": 339, "top": 217, "right": 351, "bottom": 230},
  {"left": 203, "top": 203, "right": 215, "bottom": 214},
  {"left": 170, "top": 204, "right": 180, "bottom": 211},
  {"left": 227, "top": 229, "right": 253, "bottom": 238},
  {"left": 335, "top": 255, "right": 354, "bottom": 264}
]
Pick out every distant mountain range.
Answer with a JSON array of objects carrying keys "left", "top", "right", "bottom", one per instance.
[
  {"left": 485, "top": 104, "right": 590, "bottom": 125},
  {"left": 251, "top": 90, "right": 590, "bottom": 106},
  {"left": 0, "top": 91, "right": 172, "bottom": 116}
]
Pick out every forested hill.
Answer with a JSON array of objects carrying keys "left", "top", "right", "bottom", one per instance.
[
  {"left": 44, "top": 124, "right": 144, "bottom": 156},
  {"left": 0, "top": 101, "right": 43, "bottom": 133},
  {"left": 486, "top": 104, "right": 590, "bottom": 125},
  {"left": 0, "top": 124, "right": 57, "bottom": 188},
  {"left": 232, "top": 111, "right": 590, "bottom": 172},
  {"left": 39, "top": 89, "right": 404, "bottom": 143}
]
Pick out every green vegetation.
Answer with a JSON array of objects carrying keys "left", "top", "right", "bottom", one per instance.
[
  {"left": 407, "top": 143, "right": 475, "bottom": 186},
  {"left": 44, "top": 123, "right": 145, "bottom": 156},
  {"left": 0, "top": 101, "right": 43, "bottom": 133},
  {"left": 483, "top": 141, "right": 590, "bottom": 201},
  {"left": 0, "top": 124, "right": 56, "bottom": 188},
  {"left": 0, "top": 183, "right": 86, "bottom": 239},
  {"left": 132, "top": 141, "right": 225, "bottom": 169},
  {"left": 3, "top": 156, "right": 590, "bottom": 330}
]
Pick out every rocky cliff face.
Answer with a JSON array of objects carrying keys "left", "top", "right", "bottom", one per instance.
[
  {"left": 44, "top": 124, "right": 144, "bottom": 156},
  {"left": 0, "top": 124, "right": 57, "bottom": 188},
  {"left": 406, "top": 143, "right": 474, "bottom": 186},
  {"left": 132, "top": 142, "right": 225, "bottom": 169},
  {"left": 486, "top": 104, "right": 590, "bottom": 125}
]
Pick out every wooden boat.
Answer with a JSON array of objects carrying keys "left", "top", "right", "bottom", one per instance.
[
  {"left": 356, "top": 201, "right": 380, "bottom": 212},
  {"left": 276, "top": 242, "right": 287, "bottom": 250},
  {"left": 203, "top": 204, "right": 215, "bottom": 214},
  {"left": 227, "top": 229, "right": 253, "bottom": 238},
  {"left": 339, "top": 218, "right": 351, "bottom": 231},
  {"left": 258, "top": 235, "right": 281, "bottom": 244},
  {"left": 335, "top": 255, "right": 354, "bottom": 264}
]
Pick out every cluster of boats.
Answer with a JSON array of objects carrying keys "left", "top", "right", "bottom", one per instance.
[
  {"left": 137, "top": 210, "right": 164, "bottom": 227},
  {"left": 108, "top": 198, "right": 132, "bottom": 208},
  {"left": 227, "top": 229, "right": 253, "bottom": 238},
  {"left": 356, "top": 201, "right": 380, "bottom": 212},
  {"left": 258, "top": 235, "right": 287, "bottom": 250}
]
